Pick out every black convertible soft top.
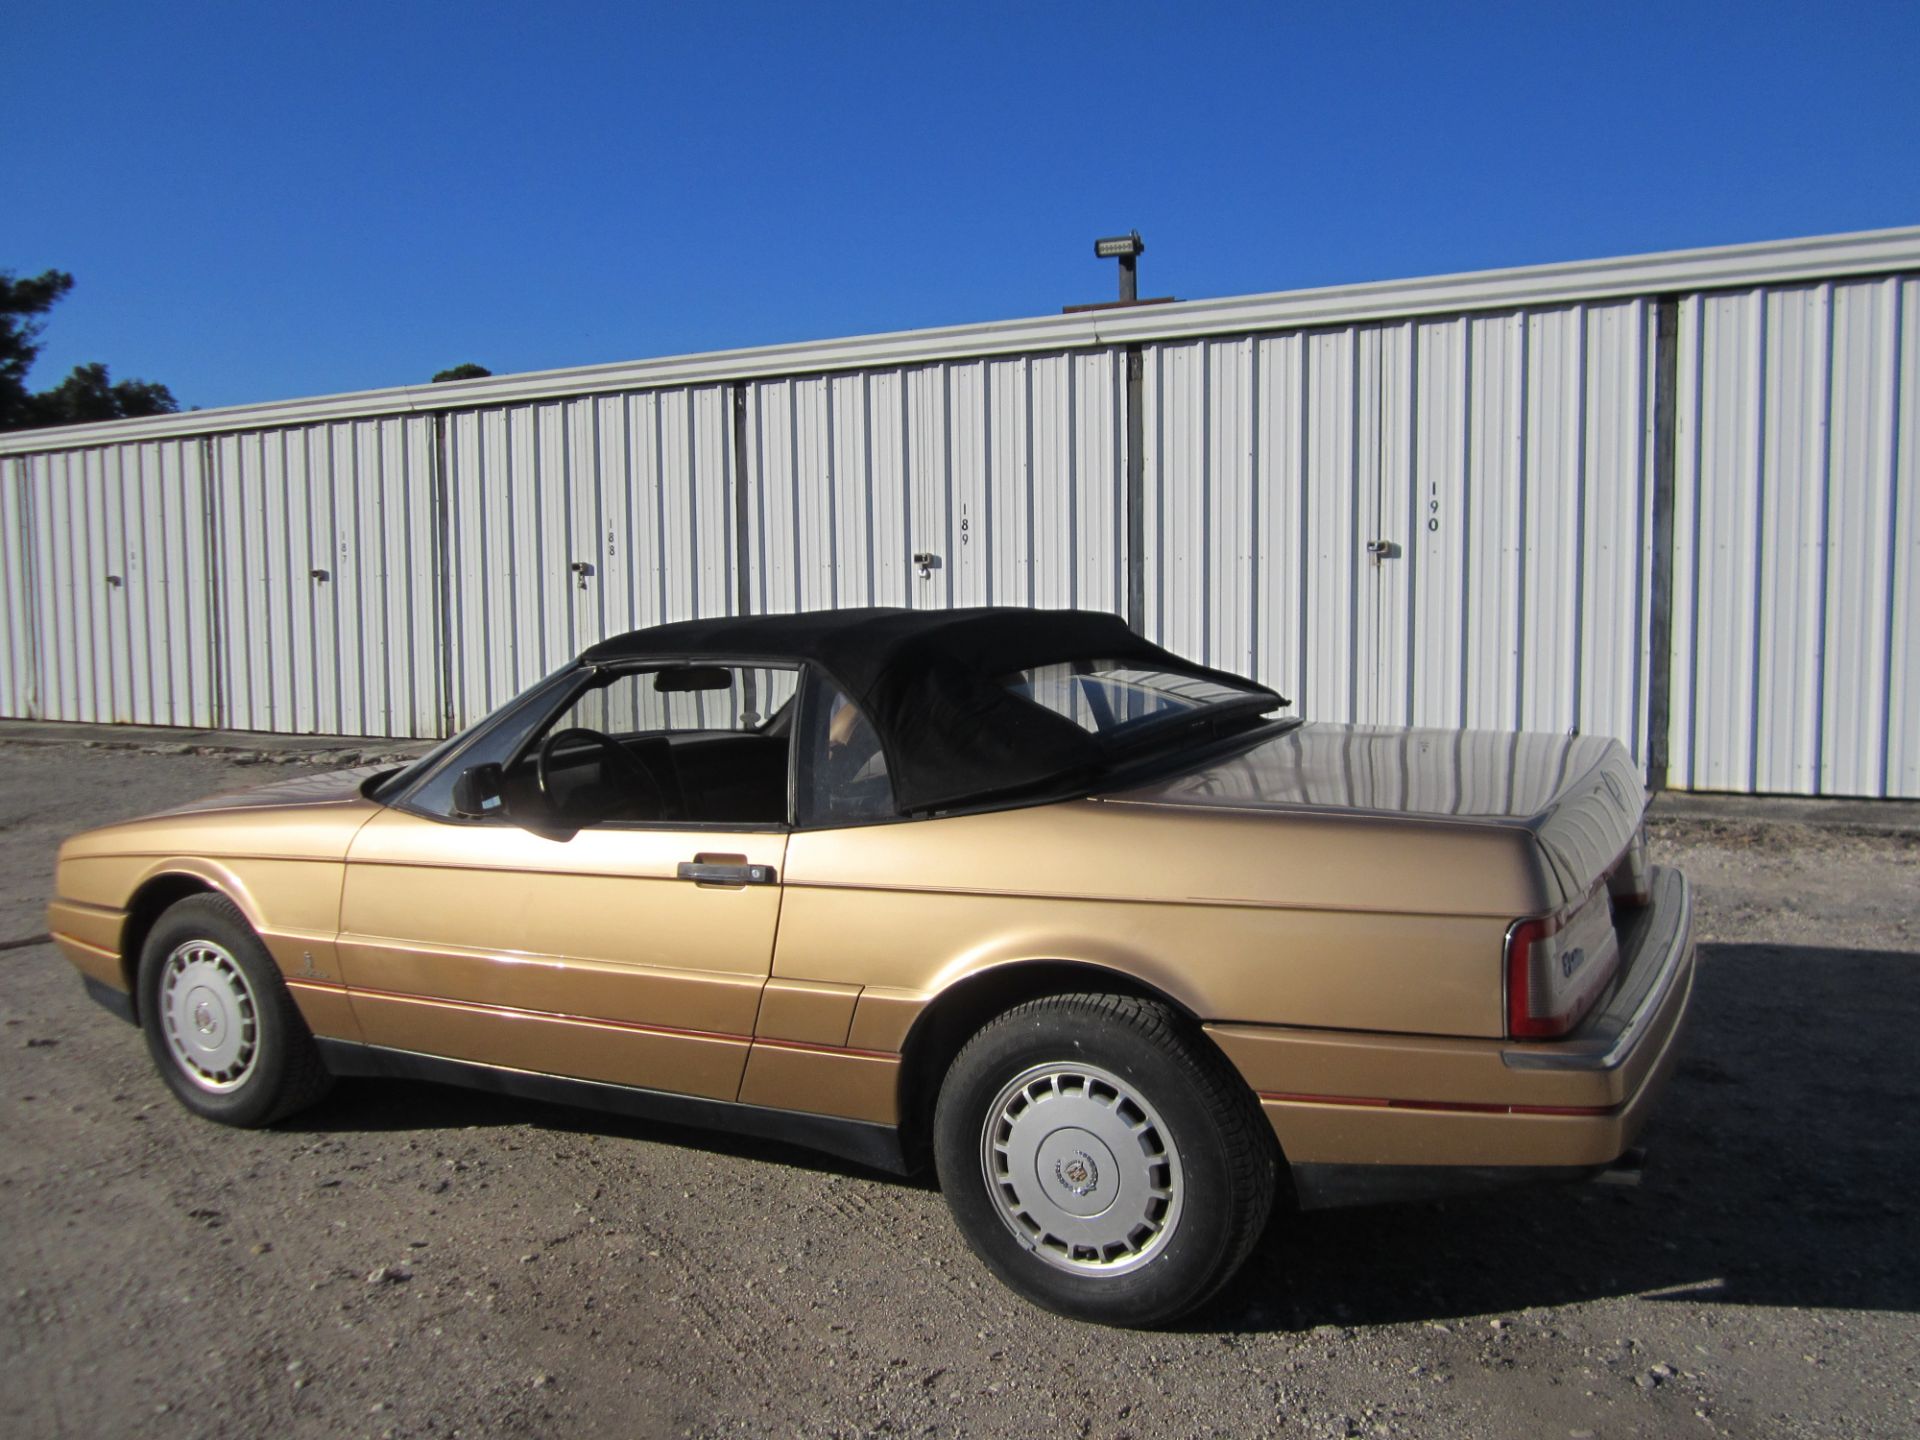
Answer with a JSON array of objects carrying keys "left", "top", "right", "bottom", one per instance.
[{"left": 582, "top": 607, "right": 1284, "bottom": 813}]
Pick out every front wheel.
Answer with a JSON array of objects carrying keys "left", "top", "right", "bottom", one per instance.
[
  {"left": 933, "top": 993, "right": 1276, "bottom": 1326},
  {"left": 136, "top": 894, "right": 333, "bottom": 1127}
]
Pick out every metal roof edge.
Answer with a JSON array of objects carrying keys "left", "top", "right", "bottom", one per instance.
[
  {"left": 6, "top": 222, "right": 1917, "bottom": 457},
  {"left": 1089, "top": 222, "right": 1920, "bottom": 343}
]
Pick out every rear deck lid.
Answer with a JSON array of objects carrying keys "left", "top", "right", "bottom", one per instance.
[{"left": 1103, "top": 723, "right": 1645, "bottom": 908}]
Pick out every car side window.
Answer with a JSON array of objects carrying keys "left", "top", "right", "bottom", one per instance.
[
  {"left": 796, "top": 675, "right": 895, "bottom": 827},
  {"left": 516, "top": 665, "right": 798, "bottom": 828},
  {"left": 412, "top": 664, "right": 799, "bottom": 829}
]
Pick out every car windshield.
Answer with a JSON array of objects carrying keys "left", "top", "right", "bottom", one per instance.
[{"left": 1000, "top": 660, "right": 1277, "bottom": 742}]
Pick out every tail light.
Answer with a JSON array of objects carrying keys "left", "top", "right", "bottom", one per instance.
[{"left": 1505, "top": 891, "right": 1621, "bottom": 1039}]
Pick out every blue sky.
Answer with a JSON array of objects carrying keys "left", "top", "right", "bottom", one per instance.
[{"left": 6, "top": 2, "right": 1916, "bottom": 412}]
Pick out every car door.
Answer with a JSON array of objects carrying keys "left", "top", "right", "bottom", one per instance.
[{"left": 335, "top": 662, "right": 798, "bottom": 1102}]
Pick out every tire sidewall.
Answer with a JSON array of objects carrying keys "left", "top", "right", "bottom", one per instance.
[
  {"left": 137, "top": 897, "right": 301, "bottom": 1128},
  {"left": 934, "top": 1001, "right": 1245, "bottom": 1326}
]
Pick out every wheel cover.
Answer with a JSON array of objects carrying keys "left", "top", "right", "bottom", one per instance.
[
  {"left": 979, "top": 1061, "right": 1185, "bottom": 1277},
  {"left": 158, "top": 940, "right": 260, "bottom": 1093}
]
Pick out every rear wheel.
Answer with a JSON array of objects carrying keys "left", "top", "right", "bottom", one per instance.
[
  {"left": 933, "top": 993, "right": 1276, "bottom": 1326},
  {"left": 136, "top": 894, "right": 332, "bottom": 1127}
]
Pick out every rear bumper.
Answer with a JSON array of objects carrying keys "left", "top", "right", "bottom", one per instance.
[{"left": 1207, "top": 866, "right": 1695, "bottom": 1208}]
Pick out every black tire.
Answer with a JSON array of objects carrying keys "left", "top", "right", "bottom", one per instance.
[
  {"left": 933, "top": 992, "right": 1276, "bottom": 1327},
  {"left": 136, "top": 893, "right": 333, "bottom": 1127}
]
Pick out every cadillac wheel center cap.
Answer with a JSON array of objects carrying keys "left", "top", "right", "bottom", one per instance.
[
  {"left": 188, "top": 987, "right": 223, "bottom": 1040},
  {"left": 1057, "top": 1152, "right": 1099, "bottom": 1194},
  {"left": 1034, "top": 1128, "right": 1119, "bottom": 1218}
]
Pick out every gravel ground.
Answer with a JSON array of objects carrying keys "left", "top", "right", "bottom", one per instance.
[{"left": 2, "top": 739, "right": 1916, "bottom": 1440}]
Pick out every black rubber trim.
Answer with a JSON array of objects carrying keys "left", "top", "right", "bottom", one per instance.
[
  {"left": 312, "top": 1038, "right": 909, "bottom": 1174},
  {"left": 1289, "top": 1160, "right": 1611, "bottom": 1210},
  {"left": 83, "top": 976, "right": 137, "bottom": 1025}
]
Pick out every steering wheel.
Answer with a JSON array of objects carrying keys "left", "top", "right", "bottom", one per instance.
[{"left": 535, "top": 727, "right": 666, "bottom": 823}]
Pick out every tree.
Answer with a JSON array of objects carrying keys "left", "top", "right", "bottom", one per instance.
[
  {"left": 1, "top": 268, "right": 74, "bottom": 428},
  {"left": 25, "top": 362, "right": 179, "bottom": 426},
  {"left": 432, "top": 363, "right": 491, "bottom": 382},
  {"left": 0, "top": 267, "right": 180, "bottom": 431}
]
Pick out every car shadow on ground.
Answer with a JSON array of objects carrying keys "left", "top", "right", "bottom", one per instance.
[
  {"left": 290, "top": 1068, "right": 926, "bottom": 1187},
  {"left": 1216, "top": 941, "right": 1920, "bottom": 1331},
  {"left": 284, "top": 941, "right": 1920, "bottom": 1327}
]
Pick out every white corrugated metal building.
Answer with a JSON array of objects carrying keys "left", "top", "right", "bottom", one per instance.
[{"left": 2, "top": 226, "right": 1916, "bottom": 798}]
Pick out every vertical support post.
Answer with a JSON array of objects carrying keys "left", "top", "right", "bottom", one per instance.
[
  {"left": 1118, "top": 253, "right": 1138, "bottom": 304},
  {"left": 430, "top": 412, "right": 457, "bottom": 739},
  {"left": 730, "top": 382, "right": 753, "bottom": 619},
  {"left": 4, "top": 458, "right": 44, "bottom": 720},
  {"left": 199, "top": 436, "right": 225, "bottom": 731},
  {"left": 729, "top": 381, "right": 758, "bottom": 720},
  {"left": 1644, "top": 296, "right": 1681, "bottom": 793},
  {"left": 1124, "top": 344, "right": 1147, "bottom": 634}
]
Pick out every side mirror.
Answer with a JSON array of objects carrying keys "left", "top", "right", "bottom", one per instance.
[{"left": 450, "top": 762, "right": 509, "bottom": 820}]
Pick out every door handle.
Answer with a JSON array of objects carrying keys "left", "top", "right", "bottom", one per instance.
[
  {"left": 1365, "top": 539, "right": 1401, "bottom": 562},
  {"left": 676, "top": 860, "right": 777, "bottom": 886}
]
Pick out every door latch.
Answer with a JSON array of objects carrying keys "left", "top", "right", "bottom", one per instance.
[
  {"left": 1365, "top": 539, "right": 1401, "bottom": 564},
  {"left": 569, "top": 560, "right": 595, "bottom": 590},
  {"left": 677, "top": 859, "right": 777, "bottom": 887},
  {"left": 912, "top": 551, "right": 941, "bottom": 580}
]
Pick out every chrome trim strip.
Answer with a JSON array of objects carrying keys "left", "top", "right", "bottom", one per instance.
[
  {"left": 340, "top": 982, "right": 899, "bottom": 1059},
  {"left": 346, "top": 983, "right": 758, "bottom": 1046},
  {"left": 48, "top": 897, "right": 123, "bottom": 920},
  {"left": 1502, "top": 867, "right": 1693, "bottom": 1073},
  {"left": 1258, "top": 1089, "right": 1614, "bottom": 1117},
  {"left": 50, "top": 930, "right": 117, "bottom": 961}
]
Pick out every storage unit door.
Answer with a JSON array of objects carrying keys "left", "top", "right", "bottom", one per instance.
[
  {"left": 211, "top": 418, "right": 440, "bottom": 738},
  {"left": 25, "top": 441, "right": 216, "bottom": 728},
  {"left": 745, "top": 352, "right": 1127, "bottom": 618}
]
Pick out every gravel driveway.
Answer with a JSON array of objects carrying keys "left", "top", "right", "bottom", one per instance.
[{"left": 2, "top": 738, "right": 1916, "bottom": 1439}]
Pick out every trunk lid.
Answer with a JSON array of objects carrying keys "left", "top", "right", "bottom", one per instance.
[{"left": 1105, "top": 722, "right": 1646, "bottom": 908}]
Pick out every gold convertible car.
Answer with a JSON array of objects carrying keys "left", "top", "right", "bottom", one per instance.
[{"left": 48, "top": 608, "right": 1693, "bottom": 1326}]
